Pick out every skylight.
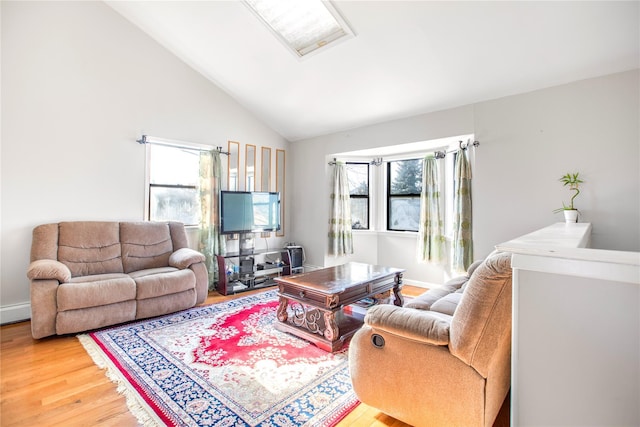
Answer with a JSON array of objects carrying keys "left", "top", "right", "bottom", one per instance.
[{"left": 243, "top": 0, "right": 354, "bottom": 58}]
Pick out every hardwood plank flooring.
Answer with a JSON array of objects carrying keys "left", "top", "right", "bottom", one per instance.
[{"left": 0, "top": 285, "right": 509, "bottom": 426}]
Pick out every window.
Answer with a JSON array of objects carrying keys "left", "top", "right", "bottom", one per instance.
[
  {"left": 243, "top": 0, "right": 354, "bottom": 58},
  {"left": 147, "top": 144, "right": 200, "bottom": 225},
  {"left": 332, "top": 135, "right": 473, "bottom": 235},
  {"left": 346, "top": 162, "right": 369, "bottom": 229},
  {"left": 387, "top": 159, "right": 423, "bottom": 232}
]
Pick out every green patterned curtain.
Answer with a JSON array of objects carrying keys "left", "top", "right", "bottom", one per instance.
[
  {"left": 416, "top": 155, "right": 445, "bottom": 264},
  {"left": 328, "top": 162, "right": 353, "bottom": 256},
  {"left": 198, "top": 150, "right": 226, "bottom": 289},
  {"left": 452, "top": 148, "right": 473, "bottom": 273}
]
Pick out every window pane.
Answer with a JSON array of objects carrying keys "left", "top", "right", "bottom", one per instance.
[
  {"left": 347, "top": 163, "right": 368, "bottom": 195},
  {"left": 351, "top": 198, "right": 368, "bottom": 229},
  {"left": 390, "top": 159, "right": 422, "bottom": 195},
  {"left": 389, "top": 196, "right": 420, "bottom": 231},
  {"left": 150, "top": 187, "right": 200, "bottom": 225},
  {"left": 149, "top": 145, "right": 199, "bottom": 186}
]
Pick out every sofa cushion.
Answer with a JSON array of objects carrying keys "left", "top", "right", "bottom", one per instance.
[
  {"left": 121, "top": 222, "right": 174, "bottom": 274},
  {"left": 56, "top": 301, "right": 136, "bottom": 335},
  {"left": 405, "top": 258, "right": 485, "bottom": 311},
  {"left": 430, "top": 292, "right": 463, "bottom": 316},
  {"left": 68, "top": 272, "right": 133, "bottom": 283},
  {"left": 57, "top": 222, "right": 123, "bottom": 277},
  {"left": 134, "top": 268, "right": 195, "bottom": 300},
  {"left": 405, "top": 276, "right": 468, "bottom": 310},
  {"left": 30, "top": 223, "right": 60, "bottom": 261},
  {"left": 168, "top": 222, "right": 190, "bottom": 250},
  {"left": 458, "top": 259, "right": 489, "bottom": 293},
  {"left": 450, "top": 251, "right": 512, "bottom": 377},
  {"left": 128, "top": 266, "right": 177, "bottom": 279},
  {"left": 58, "top": 275, "right": 135, "bottom": 311},
  {"left": 136, "top": 289, "right": 197, "bottom": 320}
]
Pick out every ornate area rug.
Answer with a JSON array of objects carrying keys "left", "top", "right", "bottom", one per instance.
[{"left": 78, "top": 290, "right": 358, "bottom": 426}]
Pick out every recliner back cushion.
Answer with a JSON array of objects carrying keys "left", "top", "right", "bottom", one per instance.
[
  {"left": 449, "top": 251, "right": 512, "bottom": 378},
  {"left": 57, "top": 222, "right": 123, "bottom": 277},
  {"left": 31, "top": 223, "right": 60, "bottom": 262},
  {"left": 121, "top": 222, "right": 173, "bottom": 273},
  {"left": 430, "top": 292, "right": 463, "bottom": 316},
  {"left": 168, "top": 222, "right": 189, "bottom": 250}
]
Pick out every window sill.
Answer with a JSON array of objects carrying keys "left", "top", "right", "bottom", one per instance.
[{"left": 353, "top": 229, "right": 417, "bottom": 239}]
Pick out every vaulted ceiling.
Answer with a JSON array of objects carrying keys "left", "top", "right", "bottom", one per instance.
[{"left": 106, "top": 1, "right": 639, "bottom": 142}]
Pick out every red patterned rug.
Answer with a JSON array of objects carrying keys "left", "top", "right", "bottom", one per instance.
[{"left": 78, "top": 290, "right": 358, "bottom": 426}]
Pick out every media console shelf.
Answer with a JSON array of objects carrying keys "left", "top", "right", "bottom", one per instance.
[{"left": 215, "top": 247, "right": 299, "bottom": 295}]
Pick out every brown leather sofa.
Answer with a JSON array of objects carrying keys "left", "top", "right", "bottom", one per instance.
[
  {"left": 27, "top": 221, "right": 208, "bottom": 339},
  {"left": 349, "top": 251, "right": 512, "bottom": 427}
]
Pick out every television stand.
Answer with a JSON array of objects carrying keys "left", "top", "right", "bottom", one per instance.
[
  {"left": 238, "top": 233, "right": 255, "bottom": 255},
  {"left": 215, "top": 246, "right": 300, "bottom": 295}
]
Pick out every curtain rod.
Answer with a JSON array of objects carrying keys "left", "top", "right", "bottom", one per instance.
[
  {"left": 328, "top": 157, "right": 383, "bottom": 166},
  {"left": 328, "top": 140, "right": 480, "bottom": 165},
  {"left": 434, "top": 139, "right": 480, "bottom": 159},
  {"left": 136, "top": 134, "right": 229, "bottom": 155}
]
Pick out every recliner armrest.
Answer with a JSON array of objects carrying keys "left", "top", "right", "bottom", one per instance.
[
  {"left": 364, "top": 304, "right": 451, "bottom": 346},
  {"left": 169, "top": 248, "right": 206, "bottom": 269},
  {"left": 27, "top": 259, "right": 71, "bottom": 283}
]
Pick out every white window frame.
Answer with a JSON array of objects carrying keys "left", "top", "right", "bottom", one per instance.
[
  {"left": 332, "top": 135, "right": 473, "bottom": 237},
  {"left": 346, "top": 162, "right": 370, "bottom": 230},
  {"left": 143, "top": 137, "right": 212, "bottom": 226}
]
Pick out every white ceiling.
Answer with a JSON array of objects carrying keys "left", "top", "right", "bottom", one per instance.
[{"left": 106, "top": 1, "right": 639, "bottom": 142}]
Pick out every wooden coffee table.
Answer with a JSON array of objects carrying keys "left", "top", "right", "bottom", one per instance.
[{"left": 273, "top": 262, "right": 404, "bottom": 352}]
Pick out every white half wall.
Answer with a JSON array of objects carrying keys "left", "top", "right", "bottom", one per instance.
[{"left": 1, "top": 1, "right": 289, "bottom": 323}]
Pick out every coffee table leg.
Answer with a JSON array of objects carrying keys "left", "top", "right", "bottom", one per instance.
[
  {"left": 393, "top": 273, "right": 404, "bottom": 306},
  {"left": 277, "top": 296, "right": 289, "bottom": 322},
  {"left": 323, "top": 311, "right": 338, "bottom": 341}
]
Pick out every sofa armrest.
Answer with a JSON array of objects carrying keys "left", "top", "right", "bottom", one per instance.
[
  {"left": 364, "top": 304, "right": 451, "bottom": 346},
  {"left": 27, "top": 259, "right": 71, "bottom": 283},
  {"left": 169, "top": 248, "right": 206, "bottom": 269}
]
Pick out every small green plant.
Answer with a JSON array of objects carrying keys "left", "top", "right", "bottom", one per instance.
[{"left": 553, "top": 172, "right": 583, "bottom": 213}]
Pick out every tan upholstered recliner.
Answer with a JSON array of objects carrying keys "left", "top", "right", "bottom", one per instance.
[
  {"left": 27, "top": 221, "right": 209, "bottom": 339},
  {"left": 349, "top": 251, "right": 512, "bottom": 427}
]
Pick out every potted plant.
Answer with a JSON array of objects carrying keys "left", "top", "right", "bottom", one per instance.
[{"left": 554, "top": 172, "right": 583, "bottom": 223}]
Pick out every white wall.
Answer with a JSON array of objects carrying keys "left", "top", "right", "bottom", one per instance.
[
  {"left": 290, "top": 70, "right": 640, "bottom": 282},
  {"left": 473, "top": 70, "right": 640, "bottom": 253},
  {"left": 1, "top": 1, "right": 289, "bottom": 322}
]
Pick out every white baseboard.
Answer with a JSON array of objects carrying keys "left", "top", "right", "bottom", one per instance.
[
  {"left": 405, "top": 280, "right": 441, "bottom": 289},
  {"left": 1, "top": 303, "right": 31, "bottom": 325}
]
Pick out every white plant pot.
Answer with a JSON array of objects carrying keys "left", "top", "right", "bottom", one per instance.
[{"left": 563, "top": 209, "right": 578, "bottom": 223}]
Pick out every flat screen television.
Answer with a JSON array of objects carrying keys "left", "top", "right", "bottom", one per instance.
[{"left": 220, "top": 191, "right": 281, "bottom": 235}]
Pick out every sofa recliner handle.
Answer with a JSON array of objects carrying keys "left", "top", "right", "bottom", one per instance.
[{"left": 371, "top": 333, "right": 385, "bottom": 349}]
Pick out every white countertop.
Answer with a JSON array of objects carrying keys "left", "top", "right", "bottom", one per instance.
[{"left": 496, "top": 222, "right": 640, "bottom": 268}]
